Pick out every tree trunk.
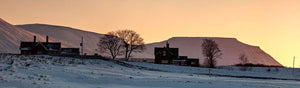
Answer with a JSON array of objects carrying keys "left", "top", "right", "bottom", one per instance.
[
  {"left": 127, "top": 46, "right": 134, "bottom": 61},
  {"left": 124, "top": 43, "right": 129, "bottom": 61}
]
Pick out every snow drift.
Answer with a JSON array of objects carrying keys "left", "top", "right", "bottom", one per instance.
[{"left": 0, "top": 54, "right": 297, "bottom": 88}]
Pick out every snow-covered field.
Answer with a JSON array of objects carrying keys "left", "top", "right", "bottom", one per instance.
[{"left": 0, "top": 54, "right": 299, "bottom": 88}]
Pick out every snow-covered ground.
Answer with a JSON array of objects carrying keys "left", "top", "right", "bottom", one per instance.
[{"left": 0, "top": 54, "right": 299, "bottom": 88}]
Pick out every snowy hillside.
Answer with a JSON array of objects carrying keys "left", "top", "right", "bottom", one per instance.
[
  {"left": 0, "top": 18, "right": 46, "bottom": 53},
  {"left": 17, "top": 24, "right": 104, "bottom": 55},
  {"left": 0, "top": 54, "right": 299, "bottom": 88},
  {"left": 132, "top": 37, "right": 282, "bottom": 66}
]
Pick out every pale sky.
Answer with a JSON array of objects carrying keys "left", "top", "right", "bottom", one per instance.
[{"left": 1, "top": 0, "right": 300, "bottom": 67}]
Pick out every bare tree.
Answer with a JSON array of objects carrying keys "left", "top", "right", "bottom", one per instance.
[
  {"left": 201, "top": 39, "right": 222, "bottom": 68},
  {"left": 96, "top": 33, "right": 124, "bottom": 60},
  {"left": 239, "top": 53, "right": 248, "bottom": 65},
  {"left": 111, "top": 29, "right": 145, "bottom": 60}
]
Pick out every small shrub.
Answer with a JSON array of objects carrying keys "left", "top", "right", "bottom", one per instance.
[
  {"left": 267, "top": 68, "right": 271, "bottom": 72},
  {"left": 25, "top": 63, "right": 31, "bottom": 67},
  {"left": 275, "top": 68, "right": 279, "bottom": 72}
]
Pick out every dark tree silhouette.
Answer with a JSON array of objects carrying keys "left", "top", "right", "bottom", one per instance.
[
  {"left": 111, "top": 29, "right": 145, "bottom": 60},
  {"left": 239, "top": 53, "right": 248, "bottom": 65},
  {"left": 96, "top": 33, "right": 124, "bottom": 60},
  {"left": 238, "top": 53, "right": 249, "bottom": 71},
  {"left": 201, "top": 39, "right": 222, "bottom": 68}
]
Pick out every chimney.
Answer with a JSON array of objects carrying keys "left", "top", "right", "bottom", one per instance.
[
  {"left": 46, "top": 36, "right": 49, "bottom": 43},
  {"left": 166, "top": 41, "right": 169, "bottom": 48},
  {"left": 33, "top": 36, "right": 36, "bottom": 43}
]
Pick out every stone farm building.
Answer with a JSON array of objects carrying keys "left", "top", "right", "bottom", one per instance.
[
  {"left": 154, "top": 42, "right": 199, "bottom": 67},
  {"left": 19, "top": 36, "right": 80, "bottom": 55}
]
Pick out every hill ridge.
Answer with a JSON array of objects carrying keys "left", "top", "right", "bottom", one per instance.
[
  {"left": 0, "top": 18, "right": 281, "bottom": 66},
  {"left": 16, "top": 23, "right": 102, "bottom": 36}
]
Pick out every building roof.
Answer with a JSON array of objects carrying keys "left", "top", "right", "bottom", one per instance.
[
  {"left": 154, "top": 47, "right": 179, "bottom": 57},
  {"left": 20, "top": 42, "right": 61, "bottom": 51}
]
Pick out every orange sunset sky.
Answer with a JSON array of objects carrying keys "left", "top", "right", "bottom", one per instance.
[{"left": 1, "top": 0, "right": 300, "bottom": 67}]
